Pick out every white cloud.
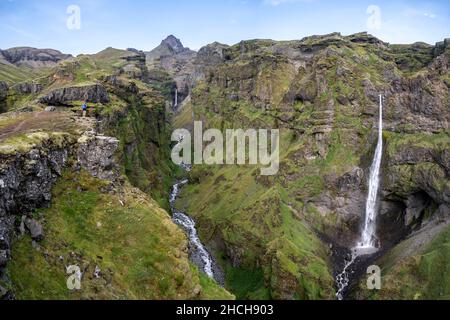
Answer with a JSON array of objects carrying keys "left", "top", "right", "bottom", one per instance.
[
  {"left": 403, "top": 8, "right": 437, "bottom": 19},
  {"left": 424, "top": 12, "right": 436, "bottom": 19},
  {"left": 264, "top": 0, "right": 313, "bottom": 6}
]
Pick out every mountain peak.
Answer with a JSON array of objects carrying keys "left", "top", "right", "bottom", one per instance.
[{"left": 161, "top": 35, "right": 186, "bottom": 54}]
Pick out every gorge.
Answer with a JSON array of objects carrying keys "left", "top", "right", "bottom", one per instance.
[{"left": 0, "top": 32, "right": 449, "bottom": 300}]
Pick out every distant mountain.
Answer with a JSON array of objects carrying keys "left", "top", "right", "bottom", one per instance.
[
  {"left": 145, "top": 35, "right": 197, "bottom": 102},
  {"left": 0, "top": 47, "right": 72, "bottom": 69},
  {"left": 146, "top": 35, "right": 195, "bottom": 62}
]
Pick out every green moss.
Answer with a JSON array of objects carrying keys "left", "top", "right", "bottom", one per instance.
[
  {"left": 223, "top": 266, "right": 269, "bottom": 300},
  {"left": 0, "top": 131, "right": 75, "bottom": 155},
  {"left": 362, "top": 225, "right": 450, "bottom": 300},
  {"left": 6, "top": 170, "right": 232, "bottom": 300},
  {"left": 108, "top": 99, "right": 176, "bottom": 209}
]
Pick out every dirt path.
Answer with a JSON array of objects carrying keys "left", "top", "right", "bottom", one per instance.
[{"left": 0, "top": 112, "right": 71, "bottom": 141}]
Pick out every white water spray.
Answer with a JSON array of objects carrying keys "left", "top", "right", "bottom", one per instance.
[{"left": 359, "top": 94, "right": 383, "bottom": 249}]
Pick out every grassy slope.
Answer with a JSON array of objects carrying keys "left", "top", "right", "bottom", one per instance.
[
  {"left": 359, "top": 224, "right": 450, "bottom": 300},
  {"left": 0, "top": 63, "right": 41, "bottom": 84},
  {"left": 2, "top": 170, "right": 232, "bottom": 300}
]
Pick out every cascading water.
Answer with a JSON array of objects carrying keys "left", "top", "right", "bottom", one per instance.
[
  {"left": 169, "top": 176, "right": 216, "bottom": 280},
  {"left": 358, "top": 94, "right": 383, "bottom": 249},
  {"left": 174, "top": 88, "right": 178, "bottom": 109},
  {"left": 335, "top": 94, "right": 384, "bottom": 300}
]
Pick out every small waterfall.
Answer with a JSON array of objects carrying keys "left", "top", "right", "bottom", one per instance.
[
  {"left": 174, "top": 88, "right": 178, "bottom": 109},
  {"left": 335, "top": 94, "right": 383, "bottom": 299},
  {"left": 358, "top": 94, "right": 383, "bottom": 249}
]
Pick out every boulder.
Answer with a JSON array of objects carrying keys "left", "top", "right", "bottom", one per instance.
[
  {"left": 0, "top": 285, "right": 8, "bottom": 299},
  {"left": 44, "top": 106, "right": 56, "bottom": 112},
  {"left": 24, "top": 218, "right": 44, "bottom": 241}
]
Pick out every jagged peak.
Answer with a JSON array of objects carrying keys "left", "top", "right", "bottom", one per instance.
[{"left": 161, "top": 35, "right": 187, "bottom": 54}]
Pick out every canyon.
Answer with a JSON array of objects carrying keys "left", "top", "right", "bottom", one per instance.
[{"left": 0, "top": 33, "right": 448, "bottom": 300}]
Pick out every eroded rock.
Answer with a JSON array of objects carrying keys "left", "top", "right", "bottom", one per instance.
[
  {"left": 77, "top": 135, "right": 120, "bottom": 181},
  {"left": 38, "top": 84, "right": 109, "bottom": 105}
]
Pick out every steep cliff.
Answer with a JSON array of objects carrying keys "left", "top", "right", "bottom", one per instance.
[{"left": 173, "top": 32, "right": 449, "bottom": 299}]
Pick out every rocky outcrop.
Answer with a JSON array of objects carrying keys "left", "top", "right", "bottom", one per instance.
[
  {"left": 0, "top": 125, "right": 122, "bottom": 299},
  {"left": 0, "top": 47, "right": 72, "bottom": 69},
  {"left": 38, "top": 84, "right": 110, "bottom": 105},
  {"left": 77, "top": 134, "right": 120, "bottom": 181},
  {"left": 196, "top": 42, "right": 229, "bottom": 67},
  {"left": 0, "top": 81, "right": 7, "bottom": 100},
  {"left": 146, "top": 35, "right": 194, "bottom": 61},
  {"left": 0, "top": 135, "right": 73, "bottom": 288},
  {"left": 120, "top": 51, "right": 149, "bottom": 80},
  {"left": 0, "top": 81, "right": 7, "bottom": 113},
  {"left": 13, "top": 82, "right": 43, "bottom": 95}
]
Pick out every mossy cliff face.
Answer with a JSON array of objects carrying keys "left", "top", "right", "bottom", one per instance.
[
  {"left": 0, "top": 81, "right": 7, "bottom": 113},
  {"left": 98, "top": 76, "right": 176, "bottom": 208},
  {"left": 173, "top": 32, "right": 449, "bottom": 299},
  {"left": 0, "top": 132, "right": 75, "bottom": 281},
  {"left": 0, "top": 47, "right": 233, "bottom": 300}
]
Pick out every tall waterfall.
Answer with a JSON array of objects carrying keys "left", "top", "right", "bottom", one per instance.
[
  {"left": 336, "top": 95, "right": 384, "bottom": 299},
  {"left": 359, "top": 94, "right": 383, "bottom": 249}
]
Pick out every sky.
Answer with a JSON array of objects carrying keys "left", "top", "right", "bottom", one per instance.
[{"left": 0, "top": 0, "right": 449, "bottom": 55}]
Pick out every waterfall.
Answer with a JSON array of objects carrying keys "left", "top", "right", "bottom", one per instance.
[
  {"left": 358, "top": 94, "right": 383, "bottom": 249},
  {"left": 174, "top": 88, "right": 178, "bottom": 108},
  {"left": 335, "top": 94, "right": 383, "bottom": 299}
]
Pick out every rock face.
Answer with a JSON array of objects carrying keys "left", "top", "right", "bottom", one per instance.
[
  {"left": 175, "top": 32, "right": 450, "bottom": 299},
  {"left": 0, "top": 137, "right": 73, "bottom": 281},
  {"left": 0, "top": 81, "right": 7, "bottom": 100},
  {"left": 0, "top": 128, "right": 121, "bottom": 295},
  {"left": 77, "top": 134, "right": 120, "bottom": 181},
  {"left": 38, "top": 84, "right": 110, "bottom": 105},
  {"left": 13, "top": 82, "right": 43, "bottom": 95},
  {"left": 146, "top": 35, "right": 194, "bottom": 61},
  {"left": 190, "top": 34, "right": 449, "bottom": 247},
  {"left": 0, "top": 47, "right": 72, "bottom": 69},
  {"left": 0, "top": 81, "right": 7, "bottom": 113},
  {"left": 195, "top": 42, "right": 229, "bottom": 68},
  {"left": 120, "top": 51, "right": 148, "bottom": 80}
]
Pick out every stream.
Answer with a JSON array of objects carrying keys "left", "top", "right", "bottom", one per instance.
[{"left": 169, "top": 166, "right": 224, "bottom": 285}]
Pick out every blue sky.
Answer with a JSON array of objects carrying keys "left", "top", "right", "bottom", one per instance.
[{"left": 0, "top": 0, "right": 449, "bottom": 55}]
